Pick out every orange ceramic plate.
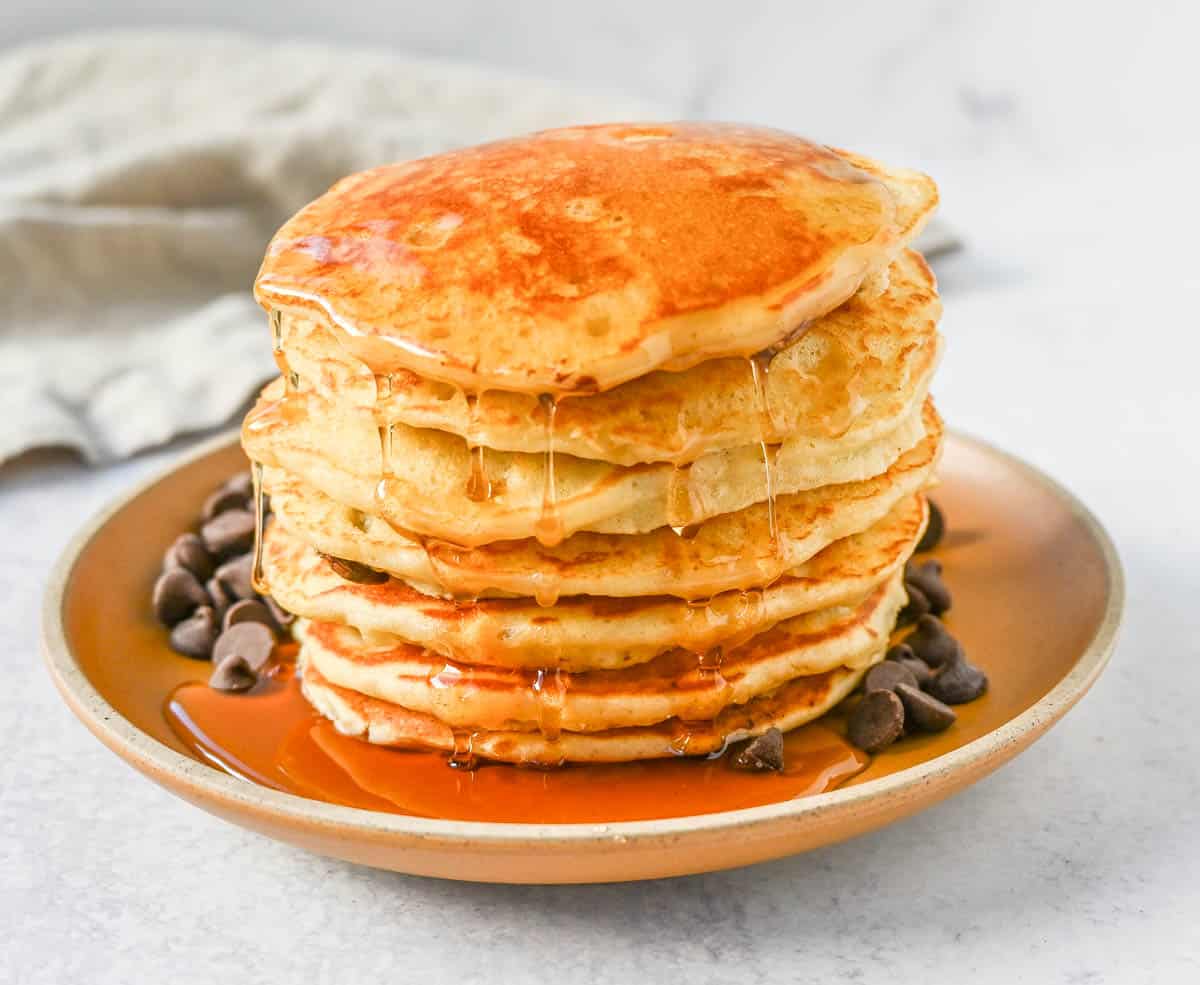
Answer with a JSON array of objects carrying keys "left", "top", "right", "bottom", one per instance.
[{"left": 41, "top": 431, "right": 1122, "bottom": 883}]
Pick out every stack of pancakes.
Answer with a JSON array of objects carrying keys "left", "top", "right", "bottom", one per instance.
[{"left": 243, "top": 123, "right": 943, "bottom": 766}]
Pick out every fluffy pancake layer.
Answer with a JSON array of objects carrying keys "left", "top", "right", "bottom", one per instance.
[
  {"left": 301, "top": 655, "right": 875, "bottom": 765},
  {"left": 297, "top": 573, "right": 902, "bottom": 734},
  {"left": 262, "top": 400, "right": 941, "bottom": 601},
  {"left": 256, "top": 123, "right": 937, "bottom": 395},
  {"left": 262, "top": 495, "right": 926, "bottom": 670},
  {"left": 245, "top": 385, "right": 927, "bottom": 545},
  {"left": 278, "top": 249, "right": 941, "bottom": 467}
]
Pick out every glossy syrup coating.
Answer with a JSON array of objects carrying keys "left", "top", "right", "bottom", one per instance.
[{"left": 254, "top": 122, "right": 931, "bottom": 394}]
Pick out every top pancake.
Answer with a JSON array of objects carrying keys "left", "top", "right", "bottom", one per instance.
[{"left": 255, "top": 122, "right": 938, "bottom": 394}]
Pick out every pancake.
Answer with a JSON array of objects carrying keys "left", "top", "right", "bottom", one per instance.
[
  {"left": 278, "top": 249, "right": 942, "bottom": 467},
  {"left": 300, "top": 656, "right": 874, "bottom": 765},
  {"left": 240, "top": 124, "right": 947, "bottom": 770},
  {"left": 263, "top": 400, "right": 942, "bottom": 601},
  {"left": 243, "top": 381, "right": 927, "bottom": 546},
  {"left": 295, "top": 573, "right": 902, "bottom": 733},
  {"left": 260, "top": 495, "right": 926, "bottom": 670},
  {"left": 255, "top": 122, "right": 937, "bottom": 395}
]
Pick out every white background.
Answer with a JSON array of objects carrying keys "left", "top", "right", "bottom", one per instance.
[{"left": 4, "top": 2, "right": 1199, "bottom": 983}]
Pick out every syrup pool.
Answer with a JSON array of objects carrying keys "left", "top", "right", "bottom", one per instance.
[{"left": 164, "top": 657, "right": 868, "bottom": 824}]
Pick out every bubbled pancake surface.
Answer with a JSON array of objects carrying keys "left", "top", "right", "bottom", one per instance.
[
  {"left": 279, "top": 250, "right": 942, "bottom": 467},
  {"left": 262, "top": 400, "right": 942, "bottom": 600},
  {"left": 255, "top": 122, "right": 937, "bottom": 394},
  {"left": 261, "top": 495, "right": 926, "bottom": 670}
]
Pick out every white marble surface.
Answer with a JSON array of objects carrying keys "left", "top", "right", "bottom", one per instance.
[{"left": 4, "top": 3, "right": 1200, "bottom": 983}]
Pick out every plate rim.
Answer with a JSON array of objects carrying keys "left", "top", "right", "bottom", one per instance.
[{"left": 41, "top": 427, "right": 1125, "bottom": 847}]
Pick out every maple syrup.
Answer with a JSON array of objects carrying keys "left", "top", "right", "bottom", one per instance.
[
  {"left": 748, "top": 352, "right": 780, "bottom": 555},
  {"left": 531, "top": 667, "right": 568, "bottom": 742},
  {"left": 249, "top": 462, "right": 269, "bottom": 595},
  {"left": 666, "top": 462, "right": 696, "bottom": 531},
  {"left": 463, "top": 391, "right": 493, "bottom": 503},
  {"left": 449, "top": 729, "right": 478, "bottom": 770},
  {"left": 533, "top": 394, "right": 565, "bottom": 549},
  {"left": 164, "top": 660, "right": 868, "bottom": 824},
  {"left": 270, "top": 309, "right": 299, "bottom": 392}
]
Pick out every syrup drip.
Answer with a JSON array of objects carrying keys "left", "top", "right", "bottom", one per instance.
[
  {"left": 531, "top": 667, "right": 568, "bottom": 742},
  {"left": 466, "top": 445, "right": 491, "bottom": 502},
  {"left": 748, "top": 353, "right": 780, "bottom": 555},
  {"left": 668, "top": 719, "right": 719, "bottom": 758},
  {"left": 449, "top": 729, "right": 477, "bottom": 770},
  {"left": 696, "top": 645, "right": 732, "bottom": 713},
  {"left": 534, "top": 394, "right": 564, "bottom": 547},
  {"left": 421, "top": 536, "right": 469, "bottom": 599},
  {"left": 729, "top": 587, "right": 766, "bottom": 651},
  {"left": 463, "top": 391, "right": 492, "bottom": 503},
  {"left": 369, "top": 373, "right": 466, "bottom": 600},
  {"left": 527, "top": 394, "right": 564, "bottom": 608},
  {"left": 375, "top": 409, "right": 396, "bottom": 513},
  {"left": 270, "top": 309, "right": 299, "bottom": 392},
  {"left": 430, "top": 663, "right": 480, "bottom": 769},
  {"left": 530, "top": 570, "right": 561, "bottom": 609},
  {"left": 249, "top": 461, "right": 269, "bottom": 595},
  {"left": 666, "top": 463, "right": 696, "bottom": 532}
]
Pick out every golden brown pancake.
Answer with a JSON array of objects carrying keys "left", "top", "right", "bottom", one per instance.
[
  {"left": 255, "top": 122, "right": 937, "bottom": 394},
  {"left": 260, "top": 494, "right": 926, "bottom": 669},
  {"left": 300, "top": 656, "right": 874, "bottom": 765},
  {"left": 295, "top": 574, "right": 902, "bottom": 733},
  {"left": 243, "top": 382, "right": 926, "bottom": 546},
  {"left": 263, "top": 400, "right": 942, "bottom": 601}
]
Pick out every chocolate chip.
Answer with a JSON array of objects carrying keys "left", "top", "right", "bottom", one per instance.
[
  {"left": 929, "top": 659, "right": 989, "bottom": 705},
  {"left": 847, "top": 689, "right": 905, "bottom": 752},
  {"left": 215, "top": 553, "right": 255, "bottom": 601},
  {"left": 206, "top": 575, "right": 233, "bottom": 623},
  {"left": 263, "top": 595, "right": 295, "bottom": 629},
  {"left": 730, "top": 727, "right": 784, "bottom": 772},
  {"left": 152, "top": 568, "right": 210, "bottom": 626},
  {"left": 884, "top": 643, "right": 934, "bottom": 688},
  {"left": 905, "top": 559, "right": 951, "bottom": 615},
  {"left": 222, "top": 471, "right": 255, "bottom": 500},
  {"left": 895, "top": 683, "right": 956, "bottom": 732},
  {"left": 209, "top": 655, "right": 258, "bottom": 692},
  {"left": 319, "top": 553, "right": 389, "bottom": 584},
  {"left": 905, "top": 615, "right": 962, "bottom": 668},
  {"left": 864, "top": 660, "right": 919, "bottom": 694},
  {"left": 201, "top": 509, "right": 255, "bottom": 558},
  {"left": 911, "top": 557, "right": 941, "bottom": 576},
  {"left": 212, "top": 622, "right": 275, "bottom": 673},
  {"left": 169, "top": 606, "right": 219, "bottom": 659},
  {"left": 163, "top": 532, "right": 214, "bottom": 582},
  {"left": 221, "top": 598, "right": 275, "bottom": 633},
  {"left": 896, "top": 582, "right": 931, "bottom": 627},
  {"left": 916, "top": 498, "right": 945, "bottom": 552},
  {"left": 202, "top": 486, "right": 249, "bottom": 522}
]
